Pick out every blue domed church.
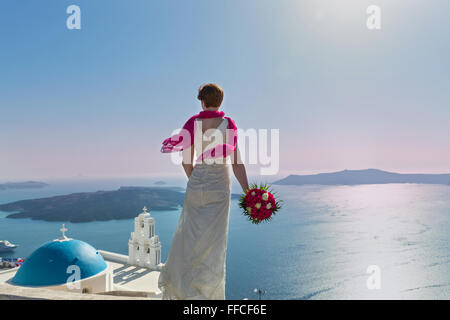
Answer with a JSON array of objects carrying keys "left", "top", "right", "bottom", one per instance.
[
  {"left": 10, "top": 225, "right": 113, "bottom": 293},
  {"left": 0, "top": 207, "right": 163, "bottom": 298}
]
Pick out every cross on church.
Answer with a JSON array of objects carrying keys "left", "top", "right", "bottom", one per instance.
[
  {"left": 60, "top": 224, "right": 68, "bottom": 239},
  {"left": 143, "top": 206, "right": 148, "bottom": 213}
]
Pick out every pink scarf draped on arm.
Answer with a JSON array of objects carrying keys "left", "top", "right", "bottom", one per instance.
[{"left": 161, "top": 110, "right": 237, "bottom": 162}]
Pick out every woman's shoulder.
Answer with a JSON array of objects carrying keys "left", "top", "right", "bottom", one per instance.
[{"left": 224, "top": 116, "right": 237, "bottom": 130}]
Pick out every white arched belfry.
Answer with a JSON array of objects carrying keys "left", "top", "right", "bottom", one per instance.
[{"left": 128, "top": 206, "right": 162, "bottom": 268}]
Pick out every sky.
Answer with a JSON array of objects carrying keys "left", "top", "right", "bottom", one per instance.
[{"left": 1, "top": 0, "right": 450, "bottom": 181}]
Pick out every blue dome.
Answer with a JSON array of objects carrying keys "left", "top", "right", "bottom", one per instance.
[{"left": 12, "top": 239, "right": 107, "bottom": 287}]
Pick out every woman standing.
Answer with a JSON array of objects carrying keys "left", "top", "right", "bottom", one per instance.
[{"left": 158, "top": 83, "right": 249, "bottom": 299}]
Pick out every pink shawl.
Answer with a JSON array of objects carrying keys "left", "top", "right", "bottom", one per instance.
[{"left": 161, "top": 110, "right": 237, "bottom": 162}]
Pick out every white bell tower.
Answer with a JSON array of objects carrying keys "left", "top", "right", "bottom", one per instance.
[
  {"left": 149, "top": 235, "right": 162, "bottom": 266},
  {"left": 128, "top": 206, "right": 162, "bottom": 269}
]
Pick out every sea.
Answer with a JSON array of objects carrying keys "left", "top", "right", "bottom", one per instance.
[{"left": 1, "top": 178, "right": 449, "bottom": 300}]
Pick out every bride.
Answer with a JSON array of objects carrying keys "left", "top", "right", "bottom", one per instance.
[{"left": 158, "top": 83, "right": 249, "bottom": 300}]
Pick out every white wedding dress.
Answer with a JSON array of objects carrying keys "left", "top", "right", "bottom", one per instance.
[{"left": 158, "top": 117, "right": 232, "bottom": 300}]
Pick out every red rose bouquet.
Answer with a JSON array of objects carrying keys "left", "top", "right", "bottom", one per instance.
[{"left": 239, "top": 183, "right": 282, "bottom": 224}]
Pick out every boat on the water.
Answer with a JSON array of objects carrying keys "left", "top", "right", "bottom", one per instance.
[{"left": 0, "top": 240, "right": 18, "bottom": 252}]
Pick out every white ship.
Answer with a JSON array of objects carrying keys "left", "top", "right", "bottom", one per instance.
[{"left": 0, "top": 240, "right": 18, "bottom": 252}]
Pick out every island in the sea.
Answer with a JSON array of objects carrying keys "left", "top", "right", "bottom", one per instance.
[
  {"left": 0, "top": 181, "right": 49, "bottom": 190},
  {"left": 0, "top": 185, "right": 243, "bottom": 223},
  {"left": 0, "top": 186, "right": 186, "bottom": 223},
  {"left": 273, "top": 169, "right": 450, "bottom": 186}
]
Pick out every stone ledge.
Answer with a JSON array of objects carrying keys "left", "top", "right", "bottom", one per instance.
[{"left": 0, "top": 283, "right": 157, "bottom": 300}]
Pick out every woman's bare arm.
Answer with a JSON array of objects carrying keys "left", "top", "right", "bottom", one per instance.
[
  {"left": 182, "top": 146, "right": 195, "bottom": 178},
  {"left": 232, "top": 145, "right": 249, "bottom": 192}
]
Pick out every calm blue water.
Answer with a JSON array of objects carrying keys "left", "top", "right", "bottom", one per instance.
[{"left": 1, "top": 180, "right": 449, "bottom": 299}]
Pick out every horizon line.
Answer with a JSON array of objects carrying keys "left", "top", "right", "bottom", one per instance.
[{"left": 3, "top": 168, "right": 450, "bottom": 183}]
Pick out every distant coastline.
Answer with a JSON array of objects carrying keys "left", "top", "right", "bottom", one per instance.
[
  {"left": 273, "top": 169, "right": 450, "bottom": 186},
  {"left": 0, "top": 186, "right": 185, "bottom": 223},
  {"left": 0, "top": 185, "right": 242, "bottom": 223},
  {"left": 0, "top": 181, "right": 48, "bottom": 190}
]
